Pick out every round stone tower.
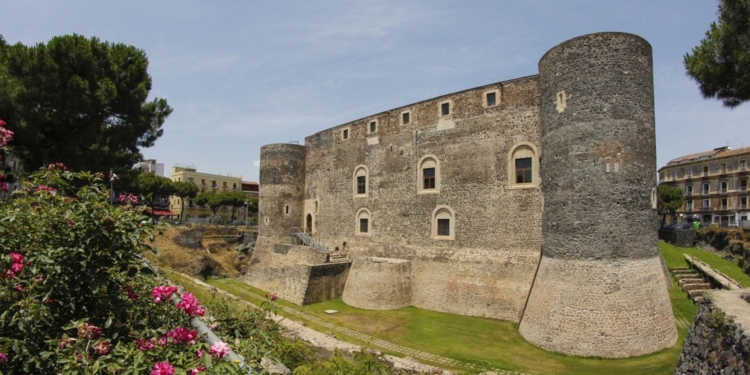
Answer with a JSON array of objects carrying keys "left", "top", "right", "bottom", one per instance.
[
  {"left": 258, "top": 143, "right": 306, "bottom": 241},
  {"left": 518, "top": 33, "right": 677, "bottom": 358}
]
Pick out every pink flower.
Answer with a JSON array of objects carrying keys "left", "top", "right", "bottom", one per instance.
[
  {"left": 0, "top": 182, "right": 7, "bottom": 193},
  {"left": 196, "top": 350, "right": 204, "bottom": 358},
  {"left": 152, "top": 285, "right": 179, "bottom": 303},
  {"left": 93, "top": 340, "right": 110, "bottom": 355},
  {"left": 34, "top": 185, "right": 57, "bottom": 194},
  {"left": 151, "top": 361, "right": 175, "bottom": 375},
  {"left": 3, "top": 269, "right": 16, "bottom": 279},
  {"left": 137, "top": 338, "right": 155, "bottom": 351},
  {"left": 0, "top": 351, "right": 7, "bottom": 363},
  {"left": 156, "top": 336, "right": 168, "bottom": 347},
  {"left": 59, "top": 337, "right": 76, "bottom": 349},
  {"left": 127, "top": 288, "right": 138, "bottom": 300},
  {"left": 77, "top": 323, "right": 103, "bottom": 340},
  {"left": 14, "top": 285, "right": 22, "bottom": 292},
  {"left": 36, "top": 275, "right": 44, "bottom": 283},
  {"left": 8, "top": 253, "right": 24, "bottom": 263},
  {"left": 11, "top": 262, "right": 24, "bottom": 273},
  {"left": 66, "top": 219, "right": 75, "bottom": 227},
  {"left": 166, "top": 327, "right": 198, "bottom": 344},
  {"left": 188, "top": 366, "right": 206, "bottom": 375},
  {"left": 266, "top": 293, "right": 278, "bottom": 301},
  {"left": 55, "top": 162, "right": 66, "bottom": 170},
  {"left": 176, "top": 293, "right": 205, "bottom": 316},
  {"left": 210, "top": 341, "right": 231, "bottom": 359}
]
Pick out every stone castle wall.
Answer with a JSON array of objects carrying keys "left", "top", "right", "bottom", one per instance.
[
  {"left": 249, "top": 32, "right": 677, "bottom": 358},
  {"left": 299, "top": 75, "right": 543, "bottom": 321}
]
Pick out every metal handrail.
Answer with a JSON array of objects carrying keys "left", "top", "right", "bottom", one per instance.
[{"left": 291, "top": 227, "right": 328, "bottom": 254}]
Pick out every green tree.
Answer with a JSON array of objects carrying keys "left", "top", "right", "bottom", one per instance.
[
  {"left": 0, "top": 34, "right": 172, "bottom": 174},
  {"left": 194, "top": 191, "right": 225, "bottom": 216},
  {"left": 172, "top": 181, "right": 200, "bottom": 222},
  {"left": 221, "top": 191, "right": 248, "bottom": 221},
  {"left": 132, "top": 172, "right": 175, "bottom": 222},
  {"left": 685, "top": 0, "right": 750, "bottom": 107},
  {"left": 657, "top": 183, "right": 685, "bottom": 228}
]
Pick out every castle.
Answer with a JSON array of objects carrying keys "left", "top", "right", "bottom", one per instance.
[{"left": 243, "top": 32, "right": 678, "bottom": 358}]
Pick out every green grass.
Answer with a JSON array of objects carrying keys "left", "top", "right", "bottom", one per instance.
[{"left": 161, "top": 241, "right": 750, "bottom": 374}]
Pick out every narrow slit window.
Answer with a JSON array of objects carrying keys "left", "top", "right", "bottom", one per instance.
[
  {"left": 423, "top": 168, "right": 436, "bottom": 189},
  {"left": 357, "top": 176, "right": 366, "bottom": 195},
  {"left": 343, "top": 129, "right": 349, "bottom": 140},
  {"left": 402, "top": 112, "right": 410, "bottom": 124},
  {"left": 370, "top": 121, "right": 377, "bottom": 133},
  {"left": 515, "top": 158, "right": 532, "bottom": 184}
]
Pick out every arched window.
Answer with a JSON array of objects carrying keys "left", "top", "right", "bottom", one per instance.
[
  {"left": 418, "top": 155, "right": 440, "bottom": 194},
  {"left": 355, "top": 208, "right": 371, "bottom": 236},
  {"left": 508, "top": 142, "right": 539, "bottom": 189},
  {"left": 353, "top": 165, "right": 369, "bottom": 198},
  {"left": 432, "top": 206, "right": 455, "bottom": 240}
]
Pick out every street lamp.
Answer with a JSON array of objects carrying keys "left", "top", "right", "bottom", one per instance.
[{"left": 109, "top": 170, "right": 118, "bottom": 205}]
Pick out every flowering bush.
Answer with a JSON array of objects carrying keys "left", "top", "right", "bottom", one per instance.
[{"left": 0, "top": 167, "right": 249, "bottom": 374}]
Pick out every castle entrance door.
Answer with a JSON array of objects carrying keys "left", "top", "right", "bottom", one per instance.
[{"left": 306, "top": 214, "right": 312, "bottom": 233}]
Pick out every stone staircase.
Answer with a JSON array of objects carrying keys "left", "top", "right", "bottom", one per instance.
[{"left": 671, "top": 267, "right": 713, "bottom": 303}]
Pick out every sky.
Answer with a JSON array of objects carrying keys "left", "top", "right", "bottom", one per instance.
[{"left": 2, "top": 0, "right": 749, "bottom": 182}]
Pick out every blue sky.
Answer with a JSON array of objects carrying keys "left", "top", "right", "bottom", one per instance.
[{"left": 2, "top": 1, "right": 748, "bottom": 182}]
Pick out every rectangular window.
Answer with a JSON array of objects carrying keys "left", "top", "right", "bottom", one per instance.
[
  {"left": 516, "top": 158, "right": 532, "bottom": 184},
  {"left": 342, "top": 129, "right": 349, "bottom": 139},
  {"left": 686, "top": 169, "right": 692, "bottom": 178},
  {"left": 486, "top": 92, "right": 496, "bottom": 106},
  {"left": 703, "top": 199, "right": 711, "bottom": 208},
  {"left": 441, "top": 102, "right": 450, "bottom": 116},
  {"left": 357, "top": 176, "right": 366, "bottom": 195},
  {"left": 721, "top": 198, "right": 728, "bottom": 209},
  {"left": 359, "top": 218, "right": 368, "bottom": 233},
  {"left": 402, "top": 112, "right": 410, "bottom": 124},
  {"left": 188, "top": 200, "right": 194, "bottom": 208},
  {"left": 189, "top": 177, "right": 194, "bottom": 184},
  {"left": 686, "top": 200, "right": 693, "bottom": 211},
  {"left": 702, "top": 183, "right": 710, "bottom": 195},
  {"left": 437, "top": 219, "right": 450, "bottom": 236},
  {"left": 703, "top": 166, "right": 709, "bottom": 176},
  {"left": 370, "top": 121, "right": 377, "bottom": 133},
  {"left": 423, "top": 168, "right": 436, "bottom": 189},
  {"left": 721, "top": 181, "right": 728, "bottom": 193},
  {"left": 741, "top": 179, "right": 747, "bottom": 191},
  {"left": 685, "top": 185, "right": 693, "bottom": 195},
  {"left": 721, "top": 163, "right": 726, "bottom": 173},
  {"left": 741, "top": 197, "right": 748, "bottom": 208},
  {"left": 671, "top": 171, "right": 676, "bottom": 180},
  {"left": 742, "top": 160, "right": 747, "bottom": 171}
]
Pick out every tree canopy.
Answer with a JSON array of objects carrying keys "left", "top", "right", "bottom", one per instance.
[
  {"left": 172, "top": 180, "right": 199, "bottom": 221},
  {"left": 0, "top": 34, "right": 171, "bottom": 175},
  {"left": 657, "top": 183, "right": 685, "bottom": 228},
  {"left": 222, "top": 191, "right": 248, "bottom": 221},
  {"left": 685, "top": 0, "right": 750, "bottom": 107},
  {"left": 194, "top": 191, "right": 225, "bottom": 216}
]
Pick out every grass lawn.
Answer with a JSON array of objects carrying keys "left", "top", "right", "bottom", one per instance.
[{"left": 180, "top": 242, "right": 749, "bottom": 375}]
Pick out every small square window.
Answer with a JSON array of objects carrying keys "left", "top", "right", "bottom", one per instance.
[
  {"left": 359, "top": 218, "right": 369, "bottom": 233},
  {"left": 486, "top": 92, "right": 496, "bottom": 106},
  {"left": 437, "top": 219, "right": 450, "bottom": 236},
  {"left": 402, "top": 112, "right": 410, "bottom": 124},
  {"left": 342, "top": 129, "right": 349, "bottom": 140},
  {"left": 441, "top": 102, "right": 450, "bottom": 116},
  {"left": 370, "top": 121, "right": 377, "bottom": 133}
]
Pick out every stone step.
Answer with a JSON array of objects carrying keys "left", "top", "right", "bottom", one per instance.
[
  {"left": 678, "top": 278, "right": 706, "bottom": 286},
  {"left": 671, "top": 268, "right": 696, "bottom": 274},
  {"left": 681, "top": 283, "right": 712, "bottom": 291},
  {"left": 693, "top": 296, "right": 705, "bottom": 304},
  {"left": 673, "top": 271, "right": 701, "bottom": 277},
  {"left": 687, "top": 289, "right": 707, "bottom": 298}
]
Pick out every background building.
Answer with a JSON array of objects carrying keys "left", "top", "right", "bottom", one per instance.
[
  {"left": 169, "top": 165, "right": 243, "bottom": 221},
  {"left": 659, "top": 146, "right": 750, "bottom": 227},
  {"left": 139, "top": 159, "right": 164, "bottom": 177}
]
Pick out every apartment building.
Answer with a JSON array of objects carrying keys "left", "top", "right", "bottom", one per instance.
[
  {"left": 658, "top": 146, "right": 750, "bottom": 227},
  {"left": 169, "top": 165, "right": 243, "bottom": 220}
]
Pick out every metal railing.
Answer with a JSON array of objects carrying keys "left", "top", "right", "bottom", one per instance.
[{"left": 291, "top": 228, "right": 328, "bottom": 254}]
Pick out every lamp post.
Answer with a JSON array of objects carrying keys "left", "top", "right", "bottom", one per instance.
[{"left": 109, "top": 170, "right": 118, "bottom": 205}]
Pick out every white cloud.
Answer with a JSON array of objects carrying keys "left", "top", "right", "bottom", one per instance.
[{"left": 253, "top": 160, "right": 260, "bottom": 167}]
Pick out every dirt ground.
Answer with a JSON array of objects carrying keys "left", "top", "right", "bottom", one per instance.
[{"left": 145, "top": 225, "right": 252, "bottom": 279}]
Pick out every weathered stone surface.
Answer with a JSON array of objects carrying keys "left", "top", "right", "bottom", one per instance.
[{"left": 342, "top": 257, "right": 412, "bottom": 310}]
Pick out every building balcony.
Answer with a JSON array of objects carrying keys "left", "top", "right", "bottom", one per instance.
[
  {"left": 698, "top": 206, "right": 713, "bottom": 212},
  {"left": 739, "top": 204, "right": 748, "bottom": 210}
]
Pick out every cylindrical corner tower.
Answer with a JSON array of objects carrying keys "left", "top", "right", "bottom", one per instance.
[
  {"left": 519, "top": 33, "right": 677, "bottom": 358},
  {"left": 258, "top": 144, "right": 306, "bottom": 241}
]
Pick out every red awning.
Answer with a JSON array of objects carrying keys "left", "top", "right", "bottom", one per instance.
[{"left": 151, "top": 209, "right": 177, "bottom": 217}]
